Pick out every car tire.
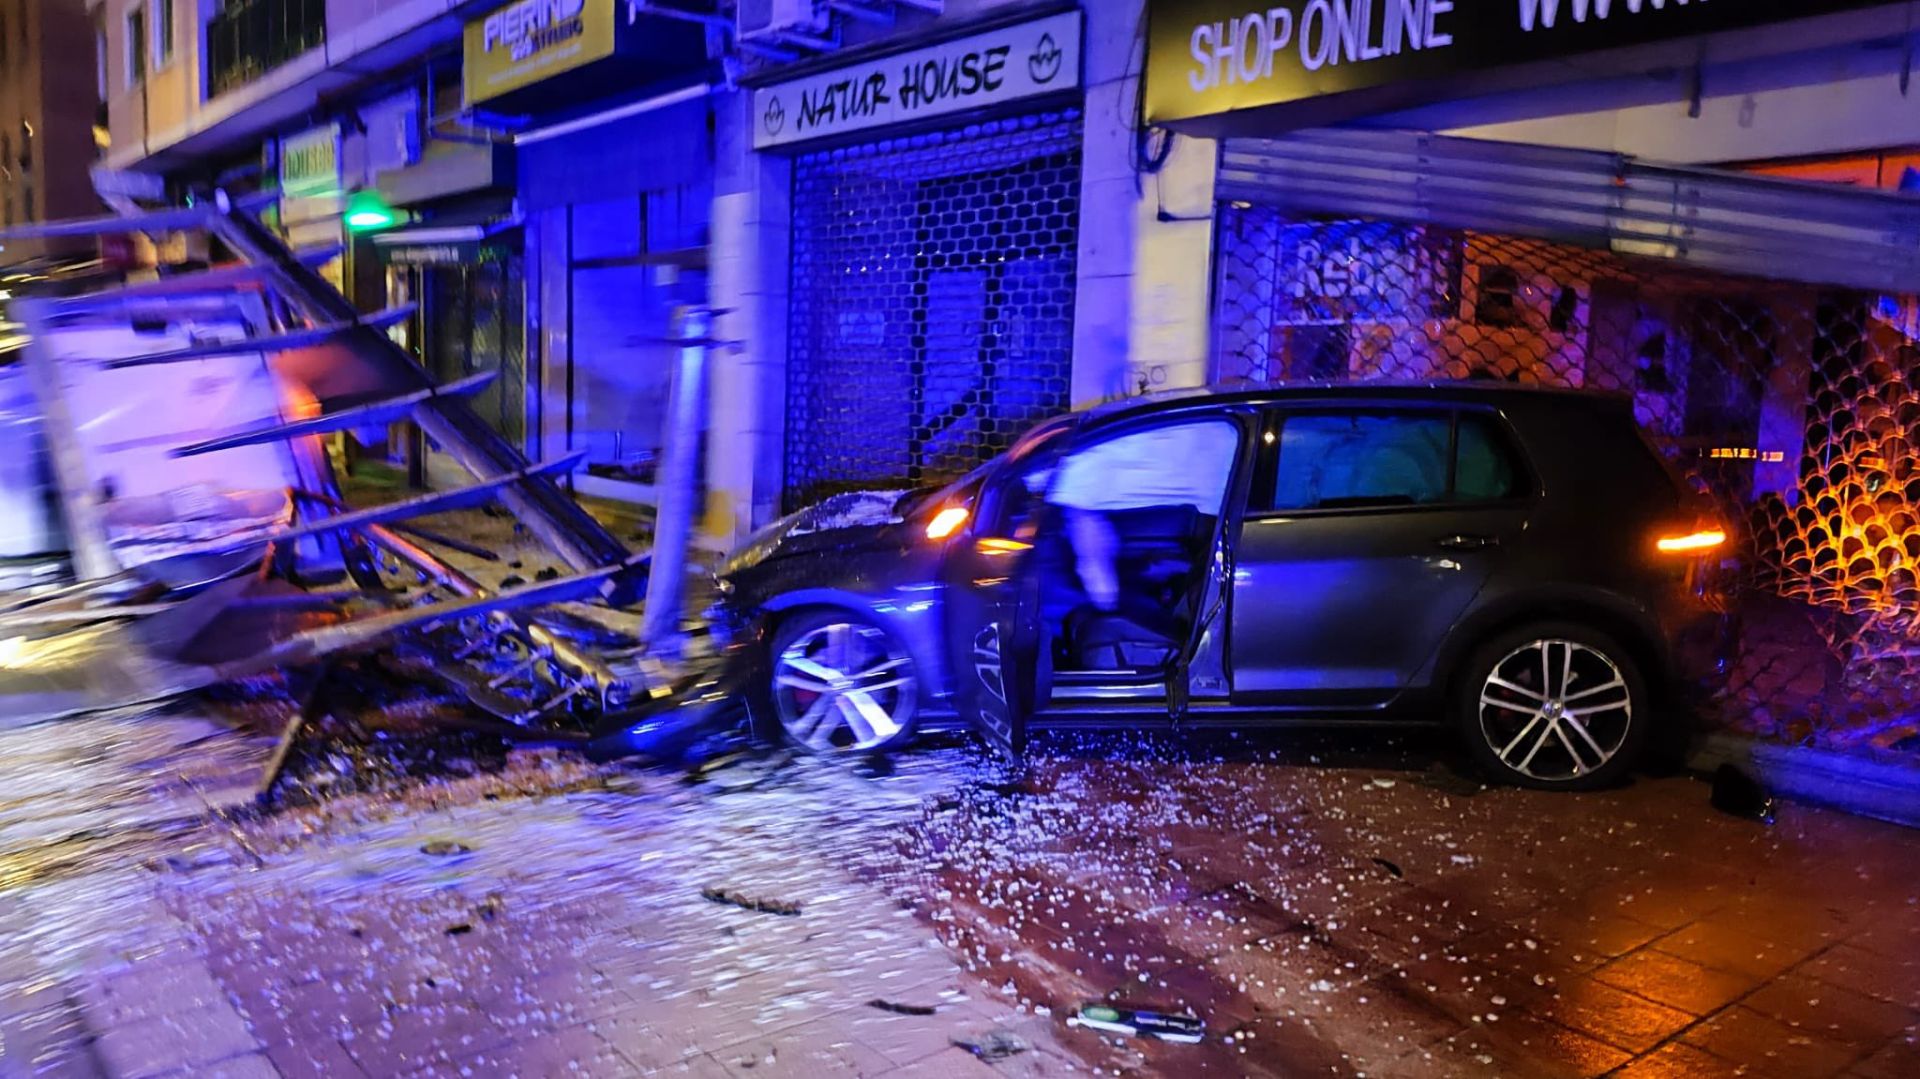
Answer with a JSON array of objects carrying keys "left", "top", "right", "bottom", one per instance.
[
  {"left": 762, "top": 609, "right": 919, "bottom": 755},
  {"left": 1455, "top": 622, "right": 1648, "bottom": 791}
]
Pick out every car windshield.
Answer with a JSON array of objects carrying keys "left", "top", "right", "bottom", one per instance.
[
  {"left": 896, "top": 461, "right": 995, "bottom": 518},
  {"left": 894, "top": 416, "right": 1081, "bottom": 517}
]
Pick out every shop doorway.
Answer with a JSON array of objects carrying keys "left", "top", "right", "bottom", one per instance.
[
  {"left": 385, "top": 250, "right": 527, "bottom": 484},
  {"left": 784, "top": 109, "right": 1084, "bottom": 511}
]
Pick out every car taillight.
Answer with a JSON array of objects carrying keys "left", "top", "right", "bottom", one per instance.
[
  {"left": 925, "top": 506, "right": 969, "bottom": 541},
  {"left": 1656, "top": 523, "right": 1728, "bottom": 555}
]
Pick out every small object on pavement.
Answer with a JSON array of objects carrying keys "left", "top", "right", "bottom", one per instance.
[
  {"left": 444, "top": 923, "right": 474, "bottom": 936},
  {"left": 1068, "top": 1003, "right": 1206, "bottom": 1044},
  {"left": 702, "top": 886, "right": 802, "bottom": 917},
  {"left": 1710, "top": 763, "right": 1776, "bottom": 824},
  {"left": 951, "top": 1029, "right": 1028, "bottom": 1061},
  {"left": 1371, "top": 856, "right": 1404, "bottom": 879},
  {"left": 867, "top": 998, "right": 937, "bottom": 1016},
  {"left": 420, "top": 839, "right": 472, "bottom": 857},
  {"left": 1413, "top": 763, "right": 1484, "bottom": 797},
  {"left": 536, "top": 566, "right": 561, "bottom": 581}
]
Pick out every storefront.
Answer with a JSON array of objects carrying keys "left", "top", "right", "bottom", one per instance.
[
  {"left": 750, "top": 10, "right": 1087, "bottom": 510},
  {"left": 1142, "top": 0, "right": 1920, "bottom": 752},
  {"left": 461, "top": 0, "right": 713, "bottom": 505}
]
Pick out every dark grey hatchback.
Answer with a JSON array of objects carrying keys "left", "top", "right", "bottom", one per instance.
[{"left": 707, "top": 384, "right": 1734, "bottom": 790}]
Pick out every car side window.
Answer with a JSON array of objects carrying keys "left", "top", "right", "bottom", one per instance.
[
  {"left": 1265, "top": 409, "right": 1527, "bottom": 512},
  {"left": 1455, "top": 414, "right": 1524, "bottom": 501},
  {"left": 976, "top": 432, "right": 1070, "bottom": 540},
  {"left": 1048, "top": 418, "right": 1241, "bottom": 515},
  {"left": 1272, "top": 412, "right": 1452, "bottom": 511}
]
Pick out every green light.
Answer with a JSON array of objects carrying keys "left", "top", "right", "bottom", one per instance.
[{"left": 344, "top": 191, "right": 399, "bottom": 232}]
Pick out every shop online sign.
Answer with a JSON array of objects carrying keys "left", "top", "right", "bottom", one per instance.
[
  {"left": 465, "top": 0, "right": 617, "bottom": 104},
  {"left": 753, "top": 11, "right": 1083, "bottom": 150},
  {"left": 1146, "top": 0, "right": 1895, "bottom": 124}
]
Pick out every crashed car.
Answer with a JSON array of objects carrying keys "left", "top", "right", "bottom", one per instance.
[{"left": 699, "top": 383, "right": 1734, "bottom": 790}]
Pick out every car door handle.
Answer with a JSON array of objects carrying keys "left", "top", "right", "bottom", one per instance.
[{"left": 1435, "top": 534, "right": 1500, "bottom": 551}]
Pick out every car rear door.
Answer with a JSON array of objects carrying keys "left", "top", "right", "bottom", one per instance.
[{"left": 1229, "top": 405, "right": 1535, "bottom": 706}]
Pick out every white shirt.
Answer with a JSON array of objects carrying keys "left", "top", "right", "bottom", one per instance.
[{"left": 1047, "top": 420, "right": 1238, "bottom": 514}]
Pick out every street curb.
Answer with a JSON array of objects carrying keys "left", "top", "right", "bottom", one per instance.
[{"left": 1689, "top": 733, "right": 1920, "bottom": 830}]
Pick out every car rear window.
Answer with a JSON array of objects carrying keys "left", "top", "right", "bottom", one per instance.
[{"left": 1265, "top": 409, "right": 1530, "bottom": 512}]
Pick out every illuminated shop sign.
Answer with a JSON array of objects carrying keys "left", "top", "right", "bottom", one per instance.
[
  {"left": 464, "top": 0, "right": 616, "bottom": 104},
  {"left": 1145, "top": 0, "right": 1894, "bottom": 125},
  {"left": 752, "top": 11, "right": 1083, "bottom": 151}
]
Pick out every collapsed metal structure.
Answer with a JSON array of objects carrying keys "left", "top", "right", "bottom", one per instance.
[{"left": 0, "top": 193, "right": 673, "bottom": 739}]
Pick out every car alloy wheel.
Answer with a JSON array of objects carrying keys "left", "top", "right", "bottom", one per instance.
[
  {"left": 1475, "top": 637, "right": 1636, "bottom": 784},
  {"left": 770, "top": 617, "right": 917, "bottom": 753}
]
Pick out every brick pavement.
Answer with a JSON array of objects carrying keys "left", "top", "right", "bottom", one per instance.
[{"left": 2, "top": 716, "right": 1917, "bottom": 1078}]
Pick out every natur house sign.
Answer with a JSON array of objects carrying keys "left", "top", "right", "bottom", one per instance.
[{"left": 753, "top": 11, "right": 1083, "bottom": 151}]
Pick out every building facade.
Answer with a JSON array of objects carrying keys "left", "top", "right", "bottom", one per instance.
[{"left": 0, "top": 0, "right": 102, "bottom": 265}]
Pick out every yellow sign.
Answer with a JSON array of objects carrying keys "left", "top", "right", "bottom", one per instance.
[{"left": 464, "top": 0, "right": 616, "bottom": 105}]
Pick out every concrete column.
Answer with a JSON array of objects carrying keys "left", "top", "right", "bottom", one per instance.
[
  {"left": 1072, "top": 0, "right": 1218, "bottom": 407},
  {"left": 707, "top": 89, "right": 793, "bottom": 548}
]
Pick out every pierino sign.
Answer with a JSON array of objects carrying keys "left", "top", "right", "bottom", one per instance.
[
  {"left": 464, "top": 0, "right": 617, "bottom": 105},
  {"left": 1145, "top": 0, "right": 1898, "bottom": 125},
  {"left": 752, "top": 11, "right": 1083, "bottom": 151}
]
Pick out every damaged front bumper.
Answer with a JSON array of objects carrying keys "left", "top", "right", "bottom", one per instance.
[{"left": 584, "top": 620, "right": 767, "bottom": 764}]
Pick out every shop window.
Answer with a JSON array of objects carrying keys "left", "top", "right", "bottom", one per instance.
[
  {"left": 155, "top": 0, "right": 174, "bottom": 67},
  {"left": 126, "top": 5, "right": 146, "bottom": 86},
  {"left": 1548, "top": 284, "right": 1578, "bottom": 333},
  {"left": 1476, "top": 264, "right": 1521, "bottom": 327}
]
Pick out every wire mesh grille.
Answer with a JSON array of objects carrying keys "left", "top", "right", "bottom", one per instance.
[
  {"left": 1216, "top": 205, "right": 1920, "bottom": 755},
  {"left": 785, "top": 110, "right": 1083, "bottom": 511}
]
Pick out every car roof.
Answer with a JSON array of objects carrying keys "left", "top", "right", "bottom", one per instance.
[{"left": 1079, "top": 380, "right": 1632, "bottom": 422}]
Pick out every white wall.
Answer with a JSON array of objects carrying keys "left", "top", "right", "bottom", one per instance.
[{"left": 1073, "top": 0, "right": 1216, "bottom": 405}]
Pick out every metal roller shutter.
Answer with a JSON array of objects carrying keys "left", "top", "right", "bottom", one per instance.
[{"left": 1217, "top": 128, "right": 1920, "bottom": 296}]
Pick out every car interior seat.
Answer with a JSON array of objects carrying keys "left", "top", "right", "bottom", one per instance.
[{"left": 1052, "top": 504, "right": 1216, "bottom": 672}]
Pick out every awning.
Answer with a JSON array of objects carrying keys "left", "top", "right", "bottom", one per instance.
[{"left": 370, "top": 217, "right": 521, "bottom": 266}]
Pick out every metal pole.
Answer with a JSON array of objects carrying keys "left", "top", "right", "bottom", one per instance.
[{"left": 641, "top": 305, "right": 711, "bottom": 654}]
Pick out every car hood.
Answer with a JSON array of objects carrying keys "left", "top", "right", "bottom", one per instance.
[{"left": 720, "top": 489, "right": 911, "bottom": 577}]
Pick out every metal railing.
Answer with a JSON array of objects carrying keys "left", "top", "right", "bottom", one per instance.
[{"left": 205, "top": 0, "right": 327, "bottom": 99}]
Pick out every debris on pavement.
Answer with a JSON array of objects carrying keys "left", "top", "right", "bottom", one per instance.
[
  {"left": 1710, "top": 762, "right": 1778, "bottom": 824},
  {"left": 701, "top": 886, "right": 803, "bottom": 916},
  {"left": 1067, "top": 1003, "right": 1207, "bottom": 1044},
  {"left": 1370, "top": 856, "right": 1405, "bottom": 879},
  {"left": 952, "top": 1028, "right": 1029, "bottom": 1062},
  {"left": 420, "top": 839, "right": 473, "bottom": 858},
  {"left": 867, "top": 998, "right": 938, "bottom": 1016}
]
